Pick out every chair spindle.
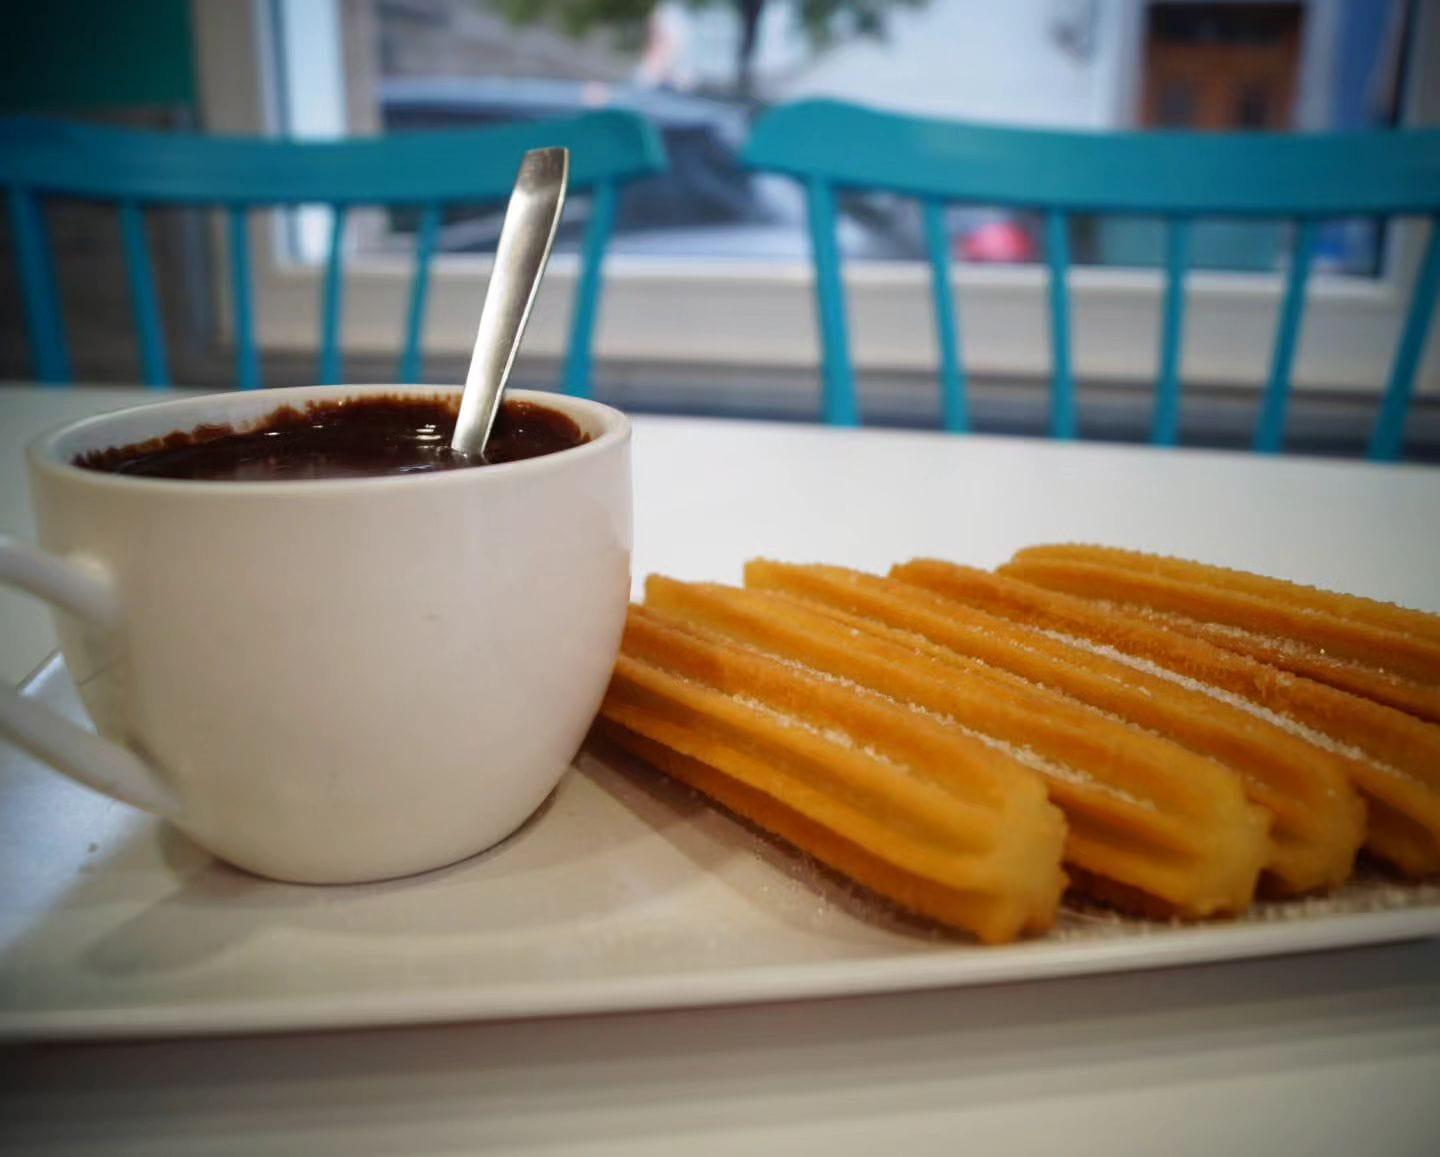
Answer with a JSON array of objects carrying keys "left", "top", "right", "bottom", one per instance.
[
  {"left": 228, "top": 205, "right": 261, "bottom": 391},
  {"left": 319, "top": 203, "right": 348, "bottom": 385},
  {"left": 1045, "top": 210, "right": 1076, "bottom": 438},
  {"left": 922, "top": 199, "right": 967, "bottom": 432},
  {"left": 1370, "top": 214, "right": 1440, "bottom": 462},
  {"left": 119, "top": 200, "right": 170, "bottom": 388},
  {"left": 562, "top": 180, "right": 619, "bottom": 398},
  {"left": 1151, "top": 216, "right": 1192, "bottom": 445},
  {"left": 804, "top": 177, "right": 858, "bottom": 426},
  {"left": 9, "top": 187, "right": 71, "bottom": 384},
  {"left": 398, "top": 202, "right": 441, "bottom": 383},
  {"left": 1254, "top": 218, "right": 1318, "bottom": 453}
]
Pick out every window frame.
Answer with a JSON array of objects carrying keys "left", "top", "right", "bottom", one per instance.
[{"left": 191, "top": 0, "right": 1440, "bottom": 399}]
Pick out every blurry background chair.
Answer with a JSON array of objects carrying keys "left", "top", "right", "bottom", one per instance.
[
  {"left": 1, "top": 111, "right": 666, "bottom": 393},
  {"left": 744, "top": 98, "right": 1440, "bottom": 460}
]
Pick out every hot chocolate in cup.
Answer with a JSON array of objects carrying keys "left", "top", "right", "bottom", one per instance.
[{"left": 0, "top": 385, "right": 632, "bottom": 883}]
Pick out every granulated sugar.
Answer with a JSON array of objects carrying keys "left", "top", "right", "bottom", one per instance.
[{"left": 1037, "top": 627, "right": 1392, "bottom": 769}]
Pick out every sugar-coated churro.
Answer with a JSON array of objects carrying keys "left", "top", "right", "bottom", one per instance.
[
  {"left": 598, "top": 721, "right": 1042, "bottom": 937},
  {"left": 591, "top": 543, "right": 1436, "bottom": 942},
  {"left": 1010, "top": 545, "right": 1440, "bottom": 646},
  {"left": 1000, "top": 545, "right": 1440, "bottom": 723},
  {"left": 645, "top": 575, "right": 1271, "bottom": 917},
  {"left": 745, "top": 560, "right": 1363, "bottom": 897},
  {"left": 892, "top": 558, "right": 1440, "bottom": 878},
  {"left": 599, "top": 606, "right": 1068, "bottom": 943}
]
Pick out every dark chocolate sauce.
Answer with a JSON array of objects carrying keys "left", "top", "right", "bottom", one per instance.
[{"left": 76, "top": 396, "right": 588, "bottom": 481}]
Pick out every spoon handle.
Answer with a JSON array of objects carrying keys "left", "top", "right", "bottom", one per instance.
[{"left": 451, "top": 147, "right": 570, "bottom": 457}]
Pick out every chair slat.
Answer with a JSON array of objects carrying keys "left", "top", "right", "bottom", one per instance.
[
  {"left": 746, "top": 100, "right": 1440, "bottom": 218},
  {"left": 2, "top": 110, "right": 666, "bottom": 207},
  {"left": 747, "top": 101, "right": 1440, "bottom": 456},
  {"left": 922, "top": 199, "right": 967, "bottom": 432},
  {"left": 4, "top": 112, "right": 665, "bottom": 399},
  {"left": 561, "top": 180, "right": 620, "bottom": 398},
  {"left": 8, "top": 187, "right": 71, "bottom": 384},
  {"left": 228, "top": 206, "right": 260, "bottom": 391},
  {"left": 119, "top": 200, "right": 170, "bottom": 388},
  {"left": 1046, "top": 210, "right": 1076, "bottom": 438},
  {"left": 1370, "top": 215, "right": 1440, "bottom": 462},
  {"left": 319, "top": 203, "right": 348, "bottom": 385},
  {"left": 1152, "top": 216, "right": 1191, "bottom": 445},
  {"left": 806, "top": 178, "right": 859, "bottom": 426},
  {"left": 1254, "top": 219, "right": 1318, "bottom": 453},
  {"left": 398, "top": 202, "right": 441, "bottom": 383}
]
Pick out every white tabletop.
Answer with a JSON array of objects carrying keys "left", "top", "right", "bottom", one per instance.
[{"left": 3, "top": 385, "right": 1440, "bottom": 1155}]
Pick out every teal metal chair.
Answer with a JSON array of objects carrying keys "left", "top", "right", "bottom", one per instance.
[
  {"left": 1, "top": 112, "right": 666, "bottom": 393},
  {"left": 744, "top": 99, "right": 1440, "bottom": 460}
]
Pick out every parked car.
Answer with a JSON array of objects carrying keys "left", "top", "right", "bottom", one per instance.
[{"left": 378, "top": 77, "right": 915, "bottom": 260}]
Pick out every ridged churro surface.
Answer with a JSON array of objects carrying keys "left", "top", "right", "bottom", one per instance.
[
  {"left": 1011, "top": 545, "right": 1440, "bottom": 647},
  {"left": 1001, "top": 545, "right": 1440, "bottom": 723},
  {"left": 749, "top": 560, "right": 1361, "bottom": 898},
  {"left": 599, "top": 606, "right": 1068, "bottom": 943},
  {"left": 593, "top": 547, "right": 1437, "bottom": 945},
  {"left": 648, "top": 575, "right": 1270, "bottom": 917},
  {"left": 894, "top": 556, "right": 1440, "bottom": 878}
]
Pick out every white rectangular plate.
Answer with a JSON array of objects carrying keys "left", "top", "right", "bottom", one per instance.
[{"left": 3, "top": 655, "right": 1439, "bottom": 1042}]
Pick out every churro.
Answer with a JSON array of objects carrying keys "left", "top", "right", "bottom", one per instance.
[
  {"left": 746, "top": 561, "right": 1363, "bottom": 896},
  {"left": 891, "top": 558, "right": 1440, "bottom": 878},
  {"left": 1000, "top": 545, "right": 1440, "bottom": 723},
  {"left": 644, "top": 575, "right": 1271, "bottom": 917},
  {"left": 598, "top": 605, "right": 1067, "bottom": 943}
]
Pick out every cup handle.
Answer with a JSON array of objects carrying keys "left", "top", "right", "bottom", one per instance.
[{"left": 0, "top": 535, "right": 181, "bottom": 818}]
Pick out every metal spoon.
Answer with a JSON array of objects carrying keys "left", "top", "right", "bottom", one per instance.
[{"left": 451, "top": 147, "right": 570, "bottom": 459}]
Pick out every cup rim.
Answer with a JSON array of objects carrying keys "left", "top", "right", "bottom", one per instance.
[{"left": 29, "top": 385, "right": 630, "bottom": 495}]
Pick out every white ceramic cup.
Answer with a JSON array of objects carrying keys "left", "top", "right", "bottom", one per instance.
[{"left": 0, "top": 385, "right": 632, "bottom": 883}]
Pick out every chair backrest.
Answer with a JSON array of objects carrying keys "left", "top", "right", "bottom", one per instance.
[
  {"left": 1, "top": 111, "right": 666, "bottom": 394},
  {"left": 744, "top": 99, "right": 1440, "bottom": 460}
]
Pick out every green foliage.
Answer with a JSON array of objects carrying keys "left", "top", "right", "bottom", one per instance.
[
  {"left": 490, "top": 0, "right": 931, "bottom": 63},
  {"left": 490, "top": 0, "right": 656, "bottom": 44},
  {"left": 794, "top": 0, "right": 929, "bottom": 48}
]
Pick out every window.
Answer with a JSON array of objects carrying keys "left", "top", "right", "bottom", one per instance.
[{"left": 195, "top": 0, "right": 1438, "bottom": 411}]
